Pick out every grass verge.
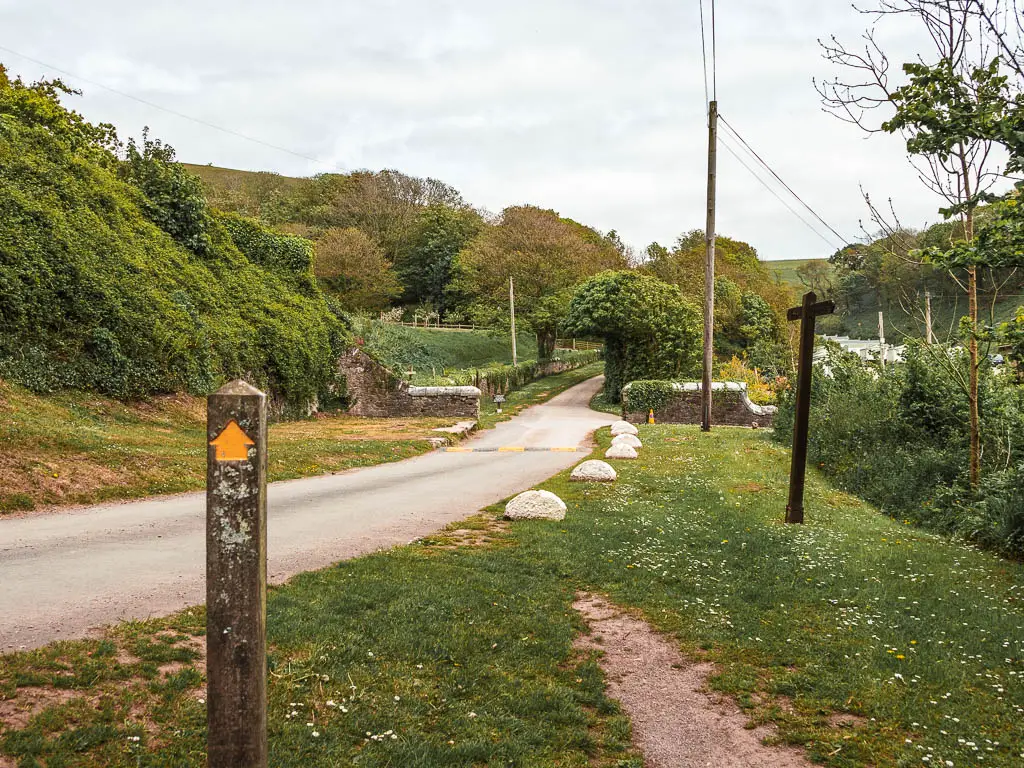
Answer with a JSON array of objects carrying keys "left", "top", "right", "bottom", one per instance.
[
  {"left": 0, "top": 379, "right": 453, "bottom": 513},
  {"left": 588, "top": 389, "right": 620, "bottom": 416},
  {"left": 4, "top": 421, "right": 1023, "bottom": 766}
]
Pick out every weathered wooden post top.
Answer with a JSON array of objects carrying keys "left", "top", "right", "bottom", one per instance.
[
  {"left": 206, "top": 380, "right": 268, "bottom": 768},
  {"left": 785, "top": 291, "right": 834, "bottom": 525}
]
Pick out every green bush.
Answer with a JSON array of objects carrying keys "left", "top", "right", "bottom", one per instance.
[
  {"left": 0, "top": 69, "right": 347, "bottom": 409},
  {"left": 774, "top": 341, "right": 1024, "bottom": 555},
  {"left": 563, "top": 271, "right": 701, "bottom": 402},
  {"left": 621, "top": 380, "right": 678, "bottom": 413}
]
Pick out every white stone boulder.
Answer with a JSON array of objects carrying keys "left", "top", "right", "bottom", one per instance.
[
  {"left": 610, "top": 420, "right": 639, "bottom": 436},
  {"left": 605, "top": 443, "right": 638, "bottom": 460},
  {"left": 611, "top": 433, "right": 642, "bottom": 449},
  {"left": 570, "top": 460, "right": 617, "bottom": 482},
  {"left": 504, "top": 490, "right": 567, "bottom": 521}
]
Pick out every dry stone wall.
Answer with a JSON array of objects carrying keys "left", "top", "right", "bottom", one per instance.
[
  {"left": 622, "top": 381, "right": 776, "bottom": 428},
  {"left": 337, "top": 348, "right": 480, "bottom": 419}
]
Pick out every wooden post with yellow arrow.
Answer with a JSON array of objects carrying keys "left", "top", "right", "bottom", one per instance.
[{"left": 206, "top": 380, "right": 268, "bottom": 768}]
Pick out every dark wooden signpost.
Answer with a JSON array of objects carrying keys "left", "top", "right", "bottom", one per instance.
[
  {"left": 206, "top": 380, "right": 268, "bottom": 768},
  {"left": 785, "top": 291, "right": 834, "bottom": 524}
]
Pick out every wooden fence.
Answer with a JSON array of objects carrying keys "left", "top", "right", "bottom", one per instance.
[{"left": 554, "top": 339, "right": 603, "bottom": 351}]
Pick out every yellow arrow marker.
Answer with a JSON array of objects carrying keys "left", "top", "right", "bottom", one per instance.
[{"left": 210, "top": 420, "right": 255, "bottom": 461}]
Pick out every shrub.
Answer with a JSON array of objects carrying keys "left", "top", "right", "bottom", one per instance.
[
  {"left": 563, "top": 271, "right": 701, "bottom": 402},
  {"left": 621, "top": 380, "right": 678, "bottom": 414},
  {"left": 774, "top": 341, "right": 1024, "bottom": 555}
]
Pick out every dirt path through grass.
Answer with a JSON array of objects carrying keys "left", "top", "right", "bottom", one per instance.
[{"left": 574, "top": 592, "right": 811, "bottom": 768}]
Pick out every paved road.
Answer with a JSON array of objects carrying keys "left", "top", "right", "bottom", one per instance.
[{"left": 1, "top": 375, "right": 615, "bottom": 651}]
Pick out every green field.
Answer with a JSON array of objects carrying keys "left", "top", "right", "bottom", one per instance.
[
  {"left": 764, "top": 257, "right": 829, "bottom": 288},
  {"left": 349, "top": 317, "right": 538, "bottom": 381}
]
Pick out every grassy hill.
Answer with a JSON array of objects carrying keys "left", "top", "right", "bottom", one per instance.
[
  {"left": 348, "top": 318, "right": 538, "bottom": 382},
  {"left": 767, "top": 257, "right": 1022, "bottom": 341},
  {"left": 765, "top": 257, "right": 829, "bottom": 287}
]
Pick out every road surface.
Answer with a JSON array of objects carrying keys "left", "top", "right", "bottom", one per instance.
[{"left": 0, "top": 375, "right": 615, "bottom": 651}]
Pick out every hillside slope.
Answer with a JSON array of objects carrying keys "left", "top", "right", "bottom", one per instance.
[{"left": 769, "top": 257, "right": 1021, "bottom": 340}]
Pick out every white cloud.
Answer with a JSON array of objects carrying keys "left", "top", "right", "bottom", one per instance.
[{"left": 3, "top": 0, "right": 1012, "bottom": 261}]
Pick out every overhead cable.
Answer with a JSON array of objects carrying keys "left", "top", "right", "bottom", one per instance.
[
  {"left": 719, "top": 114, "right": 849, "bottom": 245},
  {"left": 718, "top": 130, "right": 846, "bottom": 251},
  {"left": 0, "top": 44, "right": 349, "bottom": 173}
]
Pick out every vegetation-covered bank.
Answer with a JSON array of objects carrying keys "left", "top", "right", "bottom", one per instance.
[
  {"left": 4, "top": 426, "right": 1023, "bottom": 767},
  {"left": 0, "top": 70, "right": 348, "bottom": 410}
]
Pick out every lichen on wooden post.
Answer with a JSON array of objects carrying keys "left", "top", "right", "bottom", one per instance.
[{"left": 206, "top": 379, "right": 268, "bottom": 768}]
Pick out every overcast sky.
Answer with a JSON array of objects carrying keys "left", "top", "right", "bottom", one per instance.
[{"left": 0, "top": 0, "right": 995, "bottom": 261}]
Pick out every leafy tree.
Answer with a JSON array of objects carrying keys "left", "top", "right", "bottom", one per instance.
[
  {"left": 296, "top": 169, "right": 465, "bottom": 265},
  {"left": 795, "top": 259, "right": 836, "bottom": 297},
  {"left": 314, "top": 227, "right": 402, "bottom": 311},
  {"left": 739, "top": 292, "right": 776, "bottom": 343},
  {"left": 400, "top": 204, "right": 482, "bottom": 315},
  {"left": 563, "top": 271, "right": 701, "bottom": 402},
  {"left": 119, "top": 128, "right": 213, "bottom": 256},
  {"left": 818, "top": 0, "right": 1019, "bottom": 487},
  {"left": 458, "top": 205, "right": 627, "bottom": 348}
]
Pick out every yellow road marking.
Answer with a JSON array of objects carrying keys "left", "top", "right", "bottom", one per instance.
[{"left": 498, "top": 446, "right": 525, "bottom": 452}]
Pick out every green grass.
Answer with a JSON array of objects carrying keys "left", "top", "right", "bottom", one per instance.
[
  {"left": 0, "top": 378, "right": 452, "bottom": 512},
  {"left": 6, "top": 395, "right": 1023, "bottom": 767},
  {"left": 349, "top": 318, "right": 538, "bottom": 382}
]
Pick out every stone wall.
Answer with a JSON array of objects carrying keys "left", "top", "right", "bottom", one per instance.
[
  {"left": 337, "top": 348, "right": 480, "bottom": 419},
  {"left": 622, "top": 381, "right": 777, "bottom": 428}
]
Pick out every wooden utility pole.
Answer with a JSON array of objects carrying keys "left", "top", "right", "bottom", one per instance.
[
  {"left": 206, "top": 380, "right": 268, "bottom": 768},
  {"left": 878, "top": 310, "right": 886, "bottom": 370},
  {"left": 701, "top": 99, "right": 718, "bottom": 432},
  {"left": 924, "top": 290, "right": 934, "bottom": 344},
  {"left": 509, "top": 277, "right": 518, "bottom": 367},
  {"left": 785, "top": 292, "right": 835, "bottom": 524}
]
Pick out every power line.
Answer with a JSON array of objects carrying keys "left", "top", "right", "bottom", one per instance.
[
  {"left": 698, "top": 0, "right": 709, "bottom": 108},
  {"left": 710, "top": 0, "right": 717, "bottom": 100},
  {"left": 0, "top": 44, "right": 349, "bottom": 173},
  {"left": 718, "top": 114, "right": 849, "bottom": 245},
  {"left": 718, "top": 130, "right": 845, "bottom": 251}
]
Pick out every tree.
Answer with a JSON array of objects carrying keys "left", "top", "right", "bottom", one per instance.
[
  {"left": 563, "top": 271, "right": 701, "bottom": 402},
  {"left": 399, "top": 204, "right": 482, "bottom": 316},
  {"left": 313, "top": 227, "right": 402, "bottom": 311},
  {"left": 301, "top": 169, "right": 465, "bottom": 266},
  {"left": 457, "top": 205, "right": 627, "bottom": 348},
  {"left": 796, "top": 259, "right": 836, "bottom": 297},
  {"left": 817, "top": 0, "right": 1019, "bottom": 487}
]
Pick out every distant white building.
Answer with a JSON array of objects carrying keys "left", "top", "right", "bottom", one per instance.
[{"left": 816, "top": 335, "right": 906, "bottom": 365}]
